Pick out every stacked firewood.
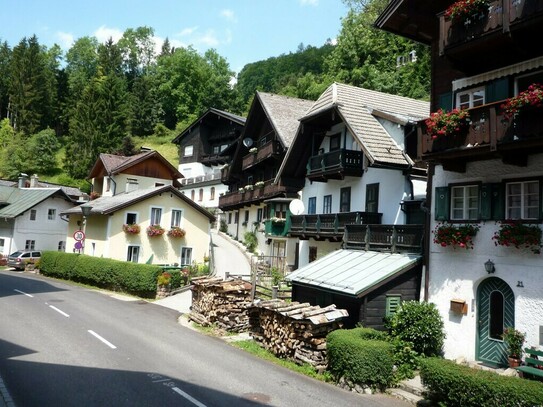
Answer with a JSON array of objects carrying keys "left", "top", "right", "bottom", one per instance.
[
  {"left": 189, "top": 277, "right": 253, "bottom": 332},
  {"left": 249, "top": 299, "right": 348, "bottom": 372}
]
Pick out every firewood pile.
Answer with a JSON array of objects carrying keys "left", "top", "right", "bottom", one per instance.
[
  {"left": 189, "top": 276, "right": 253, "bottom": 332},
  {"left": 249, "top": 299, "right": 348, "bottom": 372}
]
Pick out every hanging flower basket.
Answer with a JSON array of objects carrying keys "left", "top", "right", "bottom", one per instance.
[
  {"left": 123, "top": 223, "right": 141, "bottom": 235},
  {"left": 500, "top": 83, "right": 543, "bottom": 120},
  {"left": 433, "top": 223, "right": 480, "bottom": 249},
  {"left": 425, "top": 108, "right": 471, "bottom": 140},
  {"left": 147, "top": 224, "right": 165, "bottom": 237},
  {"left": 492, "top": 221, "right": 542, "bottom": 254},
  {"left": 444, "top": 0, "right": 490, "bottom": 24},
  {"left": 167, "top": 226, "right": 186, "bottom": 238}
]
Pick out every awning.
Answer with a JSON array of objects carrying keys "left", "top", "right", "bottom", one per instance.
[{"left": 286, "top": 250, "right": 421, "bottom": 297}]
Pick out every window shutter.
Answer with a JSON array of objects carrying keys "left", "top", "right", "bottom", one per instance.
[
  {"left": 438, "top": 92, "right": 453, "bottom": 111},
  {"left": 480, "top": 184, "right": 492, "bottom": 220},
  {"left": 386, "top": 296, "right": 402, "bottom": 317},
  {"left": 434, "top": 186, "right": 450, "bottom": 221},
  {"left": 485, "top": 78, "right": 509, "bottom": 103},
  {"left": 491, "top": 183, "right": 505, "bottom": 220}
]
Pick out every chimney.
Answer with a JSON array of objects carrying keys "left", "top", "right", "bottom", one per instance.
[
  {"left": 30, "top": 174, "right": 39, "bottom": 188},
  {"left": 18, "top": 173, "right": 28, "bottom": 189}
]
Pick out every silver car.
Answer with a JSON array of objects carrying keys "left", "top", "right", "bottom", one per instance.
[{"left": 7, "top": 251, "right": 41, "bottom": 270}]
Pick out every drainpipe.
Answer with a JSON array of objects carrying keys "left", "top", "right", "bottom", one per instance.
[{"left": 423, "top": 162, "right": 435, "bottom": 302}]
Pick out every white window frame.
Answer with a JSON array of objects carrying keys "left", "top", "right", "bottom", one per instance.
[
  {"left": 506, "top": 180, "right": 540, "bottom": 220},
  {"left": 48, "top": 208, "right": 56, "bottom": 221},
  {"left": 450, "top": 185, "right": 479, "bottom": 220},
  {"left": 181, "top": 247, "right": 193, "bottom": 266},
  {"left": 125, "top": 211, "right": 138, "bottom": 225},
  {"left": 127, "top": 245, "right": 140, "bottom": 263},
  {"left": 184, "top": 145, "right": 194, "bottom": 157},
  {"left": 456, "top": 86, "right": 485, "bottom": 110},
  {"left": 171, "top": 209, "right": 183, "bottom": 228},
  {"left": 150, "top": 207, "right": 162, "bottom": 225}
]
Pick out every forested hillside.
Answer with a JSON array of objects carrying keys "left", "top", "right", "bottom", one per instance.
[{"left": 0, "top": 0, "right": 430, "bottom": 190}]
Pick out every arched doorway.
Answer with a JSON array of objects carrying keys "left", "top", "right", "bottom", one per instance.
[{"left": 476, "top": 277, "right": 515, "bottom": 367}]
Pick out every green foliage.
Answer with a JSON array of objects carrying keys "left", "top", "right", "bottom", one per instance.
[
  {"left": 388, "top": 301, "right": 445, "bottom": 357},
  {"left": 327, "top": 329, "right": 395, "bottom": 390},
  {"left": 243, "top": 231, "right": 258, "bottom": 252},
  {"left": 219, "top": 219, "right": 228, "bottom": 233},
  {"left": 270, "top": 267, "right": 283, "bottom": 286},
  {"left": 390, "top": 338, "right": 420, "bottom": 380},
  {"left": 420, "top": 357, "right": 543, "bottom": 407},
  {"left": 40, "top": 251, "right": 161, "bottom": 298}
]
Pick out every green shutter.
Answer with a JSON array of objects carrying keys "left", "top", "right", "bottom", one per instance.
[
  {"left": 438, "top": 92, "right": 453, "bottom": 111},
  {"left": 491, "top": 183, "right": 505, "bottom": 220},
  {"left": 386, "top": 296, "right": 402, "bottom": 317},
  {"left": 435, "top": 186, "right": 450, "bottom": 221},
  {"left": 480, "top": 184, "right": 492, "bottom": 220},
  {"left": 485, "top": 78, "right": 509, "bottom": 103}
]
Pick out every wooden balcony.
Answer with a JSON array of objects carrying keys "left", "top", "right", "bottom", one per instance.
[
  {"left": 218, "top": 179, "right": 298, "bottom": 211},
  {"left": 264, "top": 219, "right": 289, "bottom": 237},
  {"left": 418, "top": 101, "right": 543, "bottom": 171},
  {"left": 306, "top": 149, "right": 363, "bottom": 182},
  {"left": 288, "top": 211, "right": 383, "bottom": 241},
  {"left": 343, "top": 224, "right": 424, "bottom": 254},
  {"left": 221, "top": 165, "right": 236, "bottom": 184},
  {"left": 201, "top": 153, "right": 230, "bottom": 166},
  {"left": 241, "top": 140, "right": 282, "bottom": 170}
]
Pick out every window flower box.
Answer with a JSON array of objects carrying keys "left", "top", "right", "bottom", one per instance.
[
  {"left": 146, "top": 224, "right": 165, "bottom": 237},
  {"left": 249, "top": 147, "right": 258, "bottom": 154},
  {"left": 433, "top": 223, "right": 480, "bottom": 249},
  {"left": 255, "top": 181, "right": 265, "bottom": 188},
  {"left": 270, "top": 217, "right": 286, "bottom": 224},
  {"left": 238, "top": 187, "right": 245, "bottom": 193},
  {"left": 123, "top": 223, "right": 140, "bottom": 234},
  {"left": 245, "top": 184, "right": 253, "bottom": 191},
  {"left": 167, "top": 226, "right": 186, "bottom": 238},
  {"left": 444, "top": 0, "right": 489, "bottom": 24},
  {"left": 501, "top": 83, "right": 543, "bottom": 121},
  {"left": 425, "top": 108, "right": 471, "bottom": 140},
  {"left": 492, "top": 221, "right": 542, "bottom": 254}
]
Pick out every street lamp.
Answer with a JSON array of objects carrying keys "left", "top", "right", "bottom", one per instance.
[{"left": 80, "top": 203, "right": 92, "bottom": 254}]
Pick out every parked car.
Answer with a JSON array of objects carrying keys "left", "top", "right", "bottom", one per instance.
[{"left": 7, "top": 251, "right": 41, "bottom": 270}]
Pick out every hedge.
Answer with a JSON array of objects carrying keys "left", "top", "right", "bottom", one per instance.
[
  {"left": 327, "top": 328, "right": 395, "bottom": 390},
  {"left": 40, "top": 251, "right": 162, "bottom": 298},
  {"left": 420, "top": 357, "right": 543, "bottom": 406}
]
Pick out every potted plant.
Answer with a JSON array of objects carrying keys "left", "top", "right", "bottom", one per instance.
[
  {"left": 492, "top": 221, "right": 542, "bottom": 254},
  {"left": 425, "top": 108, "right": 471, "bottom": 140},
  {"left": 249, "top": 147, "right": 258, "bottom": 154},
  {"left": 444, "top": 0, "right": 490, "bottom": 24},
  {"left": 503, "top": 327, "right": 526, "bottom": 368},
  {"left": 122, "top": 223, "right": 141, "bottom": 235},
  {"left": 255, "top": 181, "right": 265, "bottom": 188},
  {"left": 146, "top": 224, "right": 165, "bottom": 237},
  {"left": 501, "top": 83, "right": 543, "bottom": 120},
  {"left": 167, "top": 226, "right": 186, "bottom": 238},
  {"left": 432, "top": 223, "right": 480, "bottom": 249}
]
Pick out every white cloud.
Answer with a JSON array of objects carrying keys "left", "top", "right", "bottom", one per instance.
[
  {"left": 178, "top": 26, "right": 199, "bottom": 37},
  {"left": 221, "top": 9, "right": 237, "bottom": 23},
  {"left": 94, "top": 25, "right": 123, "bottom": 43},
  {"left": 194, "top": 30, "right": 220, "bottom": 47},
  {"left": 56, "top": 31, "right": 74, "bottom": 49},
  {"left": 300, "top": 0, "right": 319, "bottom": 5}
]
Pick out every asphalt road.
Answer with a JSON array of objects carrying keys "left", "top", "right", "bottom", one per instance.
[{"left": 0, "top": 270, "right": 410, "bottom": 407}]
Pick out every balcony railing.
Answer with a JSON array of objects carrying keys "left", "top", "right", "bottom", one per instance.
[
  {"left": 242, "top": 140, "right": 282, "bottom": 170},
  {"left": 306, "top": 149, "right": 363, "bottom": 181},
  {"left": 289, "top": 211, "right": 383, "bottom": 239},
  {"left": 343, "top": 224, "right": 424, "bottom": 253},
  {"left": 181, "top": 170, "right": 222, "bottom": 186},
  {"left": 264, "top": 219, "right": 289, "bottom": 237},
  {"left": 200, "top": 153, "right": 231, "bottom": 166},
  {"left": 419, "top": 101, "right": 543, "bottom": 166},
  {"left": 218, "top": 179, "right": 298, "bottom": 210}
]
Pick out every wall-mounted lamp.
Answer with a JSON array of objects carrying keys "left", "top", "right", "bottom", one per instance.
[
  {"left": 517, "top": 281, "right": 524, "bottom": 288},
  {"left": 484, "top": 259, "right": 495, "bottom": 274}
]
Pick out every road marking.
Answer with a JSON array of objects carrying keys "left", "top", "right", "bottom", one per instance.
[
  {"left": 14, "top": 289, "right": 33, "bottom": 297},
  {"left": 88, "top": 330, "right": 117, "bottom": 349},
  {"left": 172, "top": 387, "right": 208, "bottom": 407},
  {"left": 49, "top": 305, "right": 70, "bottom": 317}
]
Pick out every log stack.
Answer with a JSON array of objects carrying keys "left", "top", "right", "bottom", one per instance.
[
  {"left": 189, "top": 277, "right": 253, "bottom": 332},
  {"left": 249, "top": 299, "right": 348, "bottom": 372}
]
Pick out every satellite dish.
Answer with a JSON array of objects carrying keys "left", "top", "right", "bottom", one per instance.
[
  {"left": 289, "top": 199, "right": 305, "bottom": 215},
  {"left": 242, "top": 138, "right": 253, "bottom": 148}
]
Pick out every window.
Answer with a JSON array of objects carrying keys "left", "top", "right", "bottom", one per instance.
[
  {"left": 126, "top": 212, "right": 137, "bottom": 225},
  {"left": 213, "top": 145, "right": 220, "bottom": 154},
  {"left": 106, "top": 178, "right": 111, "bottom": 192},
  {"left": 329, "top": 133, "right": 341, "bottom": 151},
  {"left": 198, "top": 189, "right": 203, "bottom": 201},
  {"left": 386, "top": 295, "right": 402, "bottom": 317},
  {"left": 234, "top": 212, "right": 239, "bottom": 224},
  {"left": 366, "top": 183, "right": 379, "bottom": 213},
  {"left": 184, "top": 145, "right": 193, "bottom": 157},
  {"left": 506, "top": 181, "right": 539, "bottom": 220},
  {"left": 181, "top": 247, "right": 192, "bottom": 266},
  {"left": 48, "top": 209, "right": 56, "bottom": 220},
  {"left": 257, "top": 208, "right": 263, "bottom": 222},
  {"left": 0, "top": 238, "right": 4, "bottom": 253},
  {"left": 244, "top": 210, "right": 249, "bottom": 224},
  {"left": 25, "top": 240, "right": 36, "bottom": 250},
  {"left": 150, "top": 207, "right": 162, "bottom": 225},
  {"left": 171, "top": 209, "right": 183, "bottom": 228},
  {"left": 456, "top": 87, "right": 485, "bottom": 109},
  {"left": 210, "top": 187, "right": 215, "bottom": 200},
  {"left": 309, "top": 246, "right": 317, "bottom": 263},
  {"left": 323, "top": 195, "right": 332, "bottom": 214},
  {"left": 451, "top": 185, "right": 479, "bottom": 220},
  {"left": 340, "top": 187, "right": 351, "bottom": 213},
  {"left": 307, "top": 197, "right": 316, "bottom": 215},
  {"left": 127, "top": 246, "right": 140, "bottom": 263},
  {"left": 191, "top": 190, "right": 195, "bottom": 201},
  {"left": 228, "top": 213, "right": 232, "bottom": 224},
  {"left": 274, "top": 203, "right": 288, "bottom": 219},
  {"left": 58, "top": 241, "right": 66, "bottom": 252},
  {"left": 30, "top": 209, "right": 37, "bottom": 221}
]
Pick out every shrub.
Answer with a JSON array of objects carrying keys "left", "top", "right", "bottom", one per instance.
[
  {"left": 388, "top": 301, "right": 445, "bottom": 357},
  {"left": 420, "top": 357, "right": 543, "bottom": 406},
  {"left": 327, "top": 329, "right": 395, "bottom": 391},
  {"left": 219, "top": 219, "right": 228, "bottom": 233},
  {"left": 244, "top": 231, "right": 258, "bottom": 252}
]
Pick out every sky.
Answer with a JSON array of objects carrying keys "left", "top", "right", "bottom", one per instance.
[{"left": 0, "top": 0, "right": 349, "bottom": 74}]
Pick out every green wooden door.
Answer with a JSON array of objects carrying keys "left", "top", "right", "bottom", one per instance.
[{"left": 476, "top": 277, "right": 515, "bottom": 367}]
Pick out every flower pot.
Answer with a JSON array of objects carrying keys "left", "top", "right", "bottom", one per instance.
[{"left": 508, "top": 357, "right": 521, "bottom": 368}]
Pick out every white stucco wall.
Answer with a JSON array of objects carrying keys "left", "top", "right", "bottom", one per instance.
[
  {"left": 181, "top": 181, "right": 228, "bottom": 209},
  {"left": 429, "top": 154, "right": 543, "bottom": 361}
]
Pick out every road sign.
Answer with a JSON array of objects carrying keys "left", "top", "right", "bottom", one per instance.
[
  {"left": 74, "top": 241, "right": 83, "bottom": 250},
  {"left": 73, "top": 230, "right": 86, "bottom": 241}
]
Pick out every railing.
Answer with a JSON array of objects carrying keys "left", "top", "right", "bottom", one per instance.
[
  {"left": 419, "top": 101, "right": 543, "bottom": 159},
  {"left": 218, "top": 179, "right": 297, "bottom": 210},
  {"left": 343, "top": 224, "right": 424, "bottom": 253},
  {"left": 289, "top": 211, "right": 383, "bottom": 238},
  {"left": 264, "top": 219, "right": 289, "bottom": 236},
  {"left": 306, "top": 149, "right": 363, "bottom": 179},
  {"left": 200, "top": 154, "right": 230, "bottom": 166},
  {"left": 242, "top": 140, "right": 281, "bottom": 170},
  {"left": 440, "top": 0, "right": 543, "bottom": 53},
  {"left": 181, "top": 170, "right": 222, "bottom": 186}
]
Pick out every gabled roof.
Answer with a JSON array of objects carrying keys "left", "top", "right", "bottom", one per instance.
[
  {"left": 172, "top": 108, "right": 246, "bottom": 144},
  {"left": 0, "top": 186, "right": 74, "bottom": 218},
  {"left": 0, "top": 179, "right": 84, "bottom": 199},
  {"left": 61, "top": 185, "right": 215, "bottom": 221},
  {"left": 286, "top": 249, "right": 421, "bottom": 298}
]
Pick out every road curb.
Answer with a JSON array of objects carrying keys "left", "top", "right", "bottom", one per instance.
[{"left": 0, "top": 374, "right": 15, "bottom": 407}]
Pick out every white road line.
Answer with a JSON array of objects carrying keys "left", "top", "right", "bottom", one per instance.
[
  {"left": 88, "top": 330, "right": 117, "bottom": 349},
  {"left": 49, "top": 305, "right": 70, "bottom": 318},
  {"left": 172, "top": 387, "right": 208, "bottom": 407},
  {"left": 14, "top": 289, "right": 33, "bottom": 297}
]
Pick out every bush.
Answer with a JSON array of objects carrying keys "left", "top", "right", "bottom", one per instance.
[
  {"left": 420, "top": 357, "right": 543, "bottom": 406},
  {"left": 388, "top": 301, "right": 445, "bottom": 357},
  {"left": 327, "top": 329, "right": 395, "bottom": 391},
  {"left": 219, "top": 219, "right": 228, "bottom": 233},
  {"left": 244, "top": 231, "right": 258, "bottom": 252}
]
